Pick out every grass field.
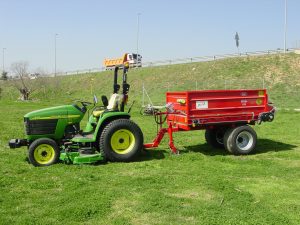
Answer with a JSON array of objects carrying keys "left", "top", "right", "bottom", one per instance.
[{"left": 0, "top": 53, "right": 300, "bottom": 224}]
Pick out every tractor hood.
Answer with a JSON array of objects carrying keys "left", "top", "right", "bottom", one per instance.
[{"left": 24, "top": 105, "right": 84, "bottom": 123}]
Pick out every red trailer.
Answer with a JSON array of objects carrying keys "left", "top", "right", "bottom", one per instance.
[{"left": 143, "top": 89, "right": 275, "bottom": 155}]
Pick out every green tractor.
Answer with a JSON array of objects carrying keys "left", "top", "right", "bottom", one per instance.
[{"left": 9, "top": 66, "right": 143, "bottom": 166}]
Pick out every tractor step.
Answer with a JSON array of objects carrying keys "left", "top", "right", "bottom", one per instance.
[{"left": 71, "top": 133, "right": 95, "bottom": 143}]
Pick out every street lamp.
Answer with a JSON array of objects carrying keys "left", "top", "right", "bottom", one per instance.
[
  {"left": 284, "top": 0, "right": 287, "bottom": 53},
  {"left": 2, "top": 48, "right": 6, "bottom": 73},
  {"left": 54, "top": 33, "right": 58, "bottom": 77}
]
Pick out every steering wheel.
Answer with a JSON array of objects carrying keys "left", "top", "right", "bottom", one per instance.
[
  {"left": 80, "top": 101, "right": 93, "bottom": 107},
  {"left": 73, "top": 99, "right": 93, "bottom": 107}
]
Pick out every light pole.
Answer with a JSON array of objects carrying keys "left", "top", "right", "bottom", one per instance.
[
  {"left": 284, "top": 0, "right": 287, "bottom": 53},
  {"left": 54, "top": 33, "right": 58, "bottom": 77},
  {"left": 137, "top": 13, "right": 141, "bottom": 56},
  {"left": 2, "top": 48, "right": 6, "bottom": 73}
]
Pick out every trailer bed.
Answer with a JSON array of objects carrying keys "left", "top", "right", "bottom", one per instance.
[
  {"left": 144, "top": 89, "right": 275, "bottom": 154},
  {"left": 166, "top": 89, "right": 274, "bottom": 130}
]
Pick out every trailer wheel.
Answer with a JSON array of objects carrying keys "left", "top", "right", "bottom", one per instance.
[
  {"left": 100, "top": 119, "right": 143, "bottom": 162},
  {"left": 224, "top": 125, "right": 257, "bottom": 155},
  {"left": 28, "top": 138, "right": 60, "bottom": 167},
  {"left": 205, "top": 127, "right": 227, "bottom": 149}
]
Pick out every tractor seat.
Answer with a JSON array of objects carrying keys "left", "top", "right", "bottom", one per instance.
[
  {"left": 93, "top": 94, "right": 123, "bottom": 117},
  {"left": 107, "top": 93, "right": 123, "bottom": 111}
]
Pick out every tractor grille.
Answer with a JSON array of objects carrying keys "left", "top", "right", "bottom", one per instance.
[{"left": 24, "top": 118, "right": 58, "bottom": 135}]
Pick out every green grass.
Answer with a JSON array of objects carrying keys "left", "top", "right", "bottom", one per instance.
[{"left": 0, "top": 53, "right": 300, "bottom": 224}]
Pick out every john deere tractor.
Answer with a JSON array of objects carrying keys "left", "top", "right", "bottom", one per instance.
[{"left": 9, "top": 66, "right": 143, "bottom": 166}]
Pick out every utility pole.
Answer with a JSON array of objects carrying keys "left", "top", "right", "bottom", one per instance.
[
  {"left": 54, "top": 33, "right": 58, "bottom": 77},
  {"left": 137, "top": 13, "right": 141, "bottom": 56},
  {"left": 2, "top": 48, "right": 6, "bottom": 73},
  {"left": 284, "top": 0, "right": 287, "bottom": 53}
]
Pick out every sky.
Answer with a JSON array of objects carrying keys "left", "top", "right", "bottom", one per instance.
[{"left": 0, "top": 0, "right": 299, "bottom": 74}]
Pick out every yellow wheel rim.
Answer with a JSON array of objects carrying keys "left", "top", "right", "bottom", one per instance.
[
  {"left": 33, "top": 144, "right": 55, "bottom": 164},
  {"left": 110, "top": 129, "right": 135, "bottom": 154}
]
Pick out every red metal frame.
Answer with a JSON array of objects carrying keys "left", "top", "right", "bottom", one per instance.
[
  {"left": 143, "top": 113, "right": 179, "bottom": 154},
  {"left": 143, "top": 89, "right": 275, "bottom": 153}
]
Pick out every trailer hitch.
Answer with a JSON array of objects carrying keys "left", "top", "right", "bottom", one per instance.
[{"left": 258, "top": 111, "right": 275, "bottom": 124}]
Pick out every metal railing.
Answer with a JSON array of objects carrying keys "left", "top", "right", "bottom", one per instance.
[{"left": 51, "top": 48, "right": 297, "bottom": 77}]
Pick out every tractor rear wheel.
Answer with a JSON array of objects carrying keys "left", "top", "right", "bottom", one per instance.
[
  {"left": 205, "top": 127, "right": 227, "bottom": 149},
  {"left": 28, "top": 138, "right": 60, "bottom": 167},
  {"left": 100, "top": 119, "right": 143, "bottom": 162},
  {"left": 224, "top": 125, "right": 257, "bottom": 155}
]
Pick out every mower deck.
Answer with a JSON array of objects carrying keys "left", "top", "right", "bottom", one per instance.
[{"left": 60, "top": 152, "right": 103, "bottom": 164}]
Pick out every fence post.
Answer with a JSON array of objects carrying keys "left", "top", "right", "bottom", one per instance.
[{"left": 142, "top": 83, "right": 145, "bottom": 107}]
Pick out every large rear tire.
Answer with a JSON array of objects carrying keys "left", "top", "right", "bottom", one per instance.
[
  {"left": 100, "top": 119, "right": 143, "bottom": 162},
  {"left": 28, "top": 138, "right": 60, "bottom": 167},
  {"left": 205, "top": 127, "right": 227, "bottom": 149},
  {"left": 224, "top": 125, "right": 257, "bottom": 155}
]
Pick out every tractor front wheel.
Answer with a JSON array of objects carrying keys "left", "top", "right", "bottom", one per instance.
[
  {"left": 28, "top": 138, "right": 60, "bottom": 167},
  {"left": 100, "top": 119, "right": 143, "bottom": 162}
]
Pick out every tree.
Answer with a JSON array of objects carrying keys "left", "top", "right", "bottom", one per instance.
[
  {"left": 1, "top": 71, "right": 8, "bottom": 80},
  {"left": 11, "top": 61, "right": 31, "bottom": 100},
  {"left": 11, "top": 62, "right": 50, "bottom": 100}
]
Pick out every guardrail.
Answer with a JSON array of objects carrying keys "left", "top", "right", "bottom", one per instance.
[{"left": 52, "top": 48, "right": 297, "bottom": 77}]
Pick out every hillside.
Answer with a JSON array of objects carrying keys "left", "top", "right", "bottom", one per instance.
[{"left": 1, "top": 53, "right": 300, "bottom": 108}]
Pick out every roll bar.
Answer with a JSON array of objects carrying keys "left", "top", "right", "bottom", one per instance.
[{"left": 113, "top": 65, "right": 130, "bottom": 112}]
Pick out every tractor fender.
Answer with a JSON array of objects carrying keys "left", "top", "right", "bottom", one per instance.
[{"left": 94, "top": 112, "right": 131, "bottom": 141}]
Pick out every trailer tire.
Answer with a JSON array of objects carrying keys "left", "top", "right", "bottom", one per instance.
[
  {"left": 100, "top": 119, "right": 143, "bottom": 162},
  {"left": 205, "top": 127, "right": 227, "bottom": 149},
  {"left": 224, "top": 125, "right": 257, "bottom": 155},
  {"left": 28, "top": 138, "right": 60, "bottom": 167}
]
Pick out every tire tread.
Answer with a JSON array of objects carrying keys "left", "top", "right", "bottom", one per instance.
[{"left": 99, "top": 119, "right": 143, "bottom": 162}]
